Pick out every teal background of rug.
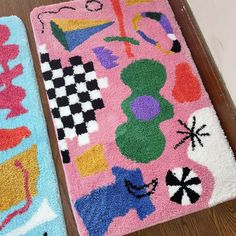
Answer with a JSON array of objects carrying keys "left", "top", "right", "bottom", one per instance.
[{"left": 0, "top": 16, "right": 67, "bottom": 236}]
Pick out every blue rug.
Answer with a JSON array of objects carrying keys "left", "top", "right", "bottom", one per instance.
[{"left": 0, "top": 16, "right": 67, "bottom": 235}]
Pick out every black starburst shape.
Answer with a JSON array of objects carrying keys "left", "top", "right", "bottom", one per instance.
[{"left": 174, "top": 116, "right": 210, "bottom": 151}]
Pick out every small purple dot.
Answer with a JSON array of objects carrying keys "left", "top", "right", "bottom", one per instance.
[
  {"left": 131, "top": 96, "right": 160, "bottom": 121},
  {"left": 141, "top": 12, "right": 146, "bottom": 17}
]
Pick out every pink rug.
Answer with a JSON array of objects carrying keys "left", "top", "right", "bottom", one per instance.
[{"left": 30, "top": 0, "right": 236, "bottom": 235}]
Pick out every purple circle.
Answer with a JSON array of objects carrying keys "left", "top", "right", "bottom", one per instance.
[{"left": 131, "top": 95, "right": 160, "bottom": 121}]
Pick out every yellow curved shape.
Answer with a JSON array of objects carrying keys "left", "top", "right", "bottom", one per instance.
[
  {"left": 132, "top": 13, "right": 142, "bottom": 31},
  {"left": 125, "top": 0, "right": 153, "bottom": 6},
  {"left": 51, "top": 19, "right": 112, "bottom": 32},
  {"left": 156, "top": 42, "right": 175, "bottom": 55},
  {"left": 0, "top": 145, "right": 39, "bottom": 212}
]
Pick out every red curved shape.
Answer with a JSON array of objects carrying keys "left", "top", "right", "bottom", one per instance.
[
  {"left": 0, "top": 127, "right": 31, "bottom": 151},
  {"left": 0, "top": 160, "right": 32, "bottom": 231},
  {"left": 172, "top": 63, "right": 201, "bottom": 103}
]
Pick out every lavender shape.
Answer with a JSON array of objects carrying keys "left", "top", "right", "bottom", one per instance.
[{"left": 93, "top": 46, "right": 119, "bottom": 69}]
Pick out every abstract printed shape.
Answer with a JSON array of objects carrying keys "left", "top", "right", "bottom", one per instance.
[
  {"left": 125, "top": 0, "right": 153, "bottom": 5},
  {"left": 131, "top": 95, "right": 160, "bottom": 121},
  {"left": 166, "top": 167, "right": 202, "bottom": 205},
  {"left": 110, "top": 0, "right": 134, "bottom": 58},
  {"left": 0, "top": 126, "right": 31, "bottom": 151},
  {"left": 86, "top": 0, "right": 103, "bottom": 12},
  {"left": 37, "top": 6, "right": 76, "bottom": 33},
  {"left": 125, "top": 178, "right": 158, "bottom": 199},
  {"left": 74, "top": 167, "right": 156, "bottom": 236},
  {"left": 104, "top": 36, "right": 140, "bottom": 45},
  {"left": 75, "top": 144, "right": 108, "bottom": 177},
  {"left": 116, "top": 59, "right": 173, "bottom": 163},
  {"left": 174, "top": 116, "right": 210, "bottom": 151},
  {"left": 5, "top": 198, "right": 57, "bottom": 236},
  {"left": 50, "top": 19, "right": 114, "bottom": 51},
  {"left": 132, "top": 12, "right": 181, "bottom": 54},
  {"left": 0, "top": 160, "right": 32, "bottom": 231},
  {"left": 0, "top": 24, "right": 27, "bottom": 119},
  {"left": 39, "top": 45, "right": 108, "bottom": 163},
  {"left": 93, "top": 47, "right": 119, "bottom": 69},
  {"left": 172, "top": 63, "right": 201, "bottom": 103},
  {"left": 187, "top": 107, "right": 236, "bottom": 206},
  {"left": 0, "top": 145, "right": 38, "bottom": 212}
]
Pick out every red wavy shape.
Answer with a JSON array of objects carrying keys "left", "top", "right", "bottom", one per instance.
[
  {"left": 0, "top": 24, "right": 28, "bottom": 119},
  {"left": 0, "top": 160, "right": 32, "bottom": 231}
]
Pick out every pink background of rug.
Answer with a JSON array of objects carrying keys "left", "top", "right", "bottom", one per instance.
[{"left": 31, "top": 0, "right": 217, "bottom": 235}]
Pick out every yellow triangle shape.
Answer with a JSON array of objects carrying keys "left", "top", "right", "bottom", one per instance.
[
  {"left": 51, "top": 19, "right": 112, "bottom": 32},
  {"left": 75, "top": 144, "right": 108, "bottom": 177}
]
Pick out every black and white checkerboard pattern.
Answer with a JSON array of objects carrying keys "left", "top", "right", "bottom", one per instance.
[{"left": 38, "top": 45, "right": 108, "bottom": 163}]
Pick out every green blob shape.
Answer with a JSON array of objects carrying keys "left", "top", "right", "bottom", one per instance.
[
  {"left": 104, "top": 36, "right": 140, "bottom": 45},
  {"left": 116, "top": 59, "right": 173, "bottom": 163},
  {"left": 50, "top": 20, "right": 69, "bottom": 50}
]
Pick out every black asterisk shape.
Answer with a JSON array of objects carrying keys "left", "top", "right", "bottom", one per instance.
[{"left": 174, "top": 116, "right": 210, "bottom": 151}]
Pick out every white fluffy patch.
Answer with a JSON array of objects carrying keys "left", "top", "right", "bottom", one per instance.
[
  {"left": 54, "top": 118, "right": 63, "bottom": 129},
  {"left": 64, "top": 127, "right": 77, "bottom": 140},
  {"left": 44, "top": 80, "right": 54, "bottom": 90},
  {"left": 76, "top": 82, "right": 87, "bottom": 93},
  {"left": 172, "top": 167, "right": 183, "bottom": 182},
  {"left": 52, "top": 69, "right": 63, "bottom": 79},
  {"left": 187, "top": 106, "right": 236, "bottom": 206},
  {"left": 89, "top": 90, "right": 101, "bottom": 100},
  {"left": 78, "top": 133, "right": 90, "bottom": 146},
  {"left": 55, "top": 87, "right": 66, "bottom": 97},
  {"left": 41, "top": 62, "right": 51, "bottom": 73},
  {"left": 184, "top": 170, "right": 197, "bottom": 182},
  {"left": 5, "top": 198, "right": 57, "bottom": 236},
  {"left": 168, "top": 185, "right": 180, "bottom": 198},
  {"left": 58, "top": 139, "right": 67, "bottom": 151},
  {"left": 86, "top": 120, "right": 99, "bottom": 133},
  {"left": 81, "top": 101, "right": 93, "bottom": 112},
  {"left": 49, "top": 98, "right": 57, "bottom": 109},
  {"left": 64, "top": 75, "right": 75, "bottom": 86},
  {"left": 68, "top": 94, "right": 79, "bottom": 105},
  {"left": 181, "top": 189, "right": 192, "bottom": 206},
  {"left": 188, "top": 184, "right": 202, "bottom": 195},
  {"left": 73, "top": 113, "right": 84, "bottom": 125},
  {"left": 167, "top": 33, "right": 177, "bottom": 40},
  {"left": 73, "top": 65, "right": 85, "bottom": 74},
  {"left": 38, "top": 44, "right": 47, "bottom": 54},
  {"left": 98, "top": 77, "right": 109, "bottom": 89},
  {"left": 85, "top": 71, "right": 96, "bottom": 81},
  {"left": 59, "top": 106, "right": 71, "bottom": 117}
]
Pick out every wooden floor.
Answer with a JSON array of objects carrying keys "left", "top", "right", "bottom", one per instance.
[{"left": 1, "top": 0, "right": 236, "bottom": 235}]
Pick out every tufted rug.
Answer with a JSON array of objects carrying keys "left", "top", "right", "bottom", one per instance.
[{"left": 31, "top": 1, "right": 236, "bottom": 235}]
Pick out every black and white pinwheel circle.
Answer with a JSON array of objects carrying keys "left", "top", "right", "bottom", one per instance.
[{"left": 166, "top": 167, "right": 202, "bottom": 206}]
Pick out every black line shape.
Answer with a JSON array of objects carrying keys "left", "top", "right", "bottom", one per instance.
[
  {"left": 124, "top": 178, "right": 158, "bottom": 199},
  {"left": 85, "top": 0, "right": 103, "bottom": 12},
  {"left": 174, "top": 116, "right": 210, "bottom": 151},
  {"left": 37, "top": 6, "right": 76, "bottom": 33}
]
